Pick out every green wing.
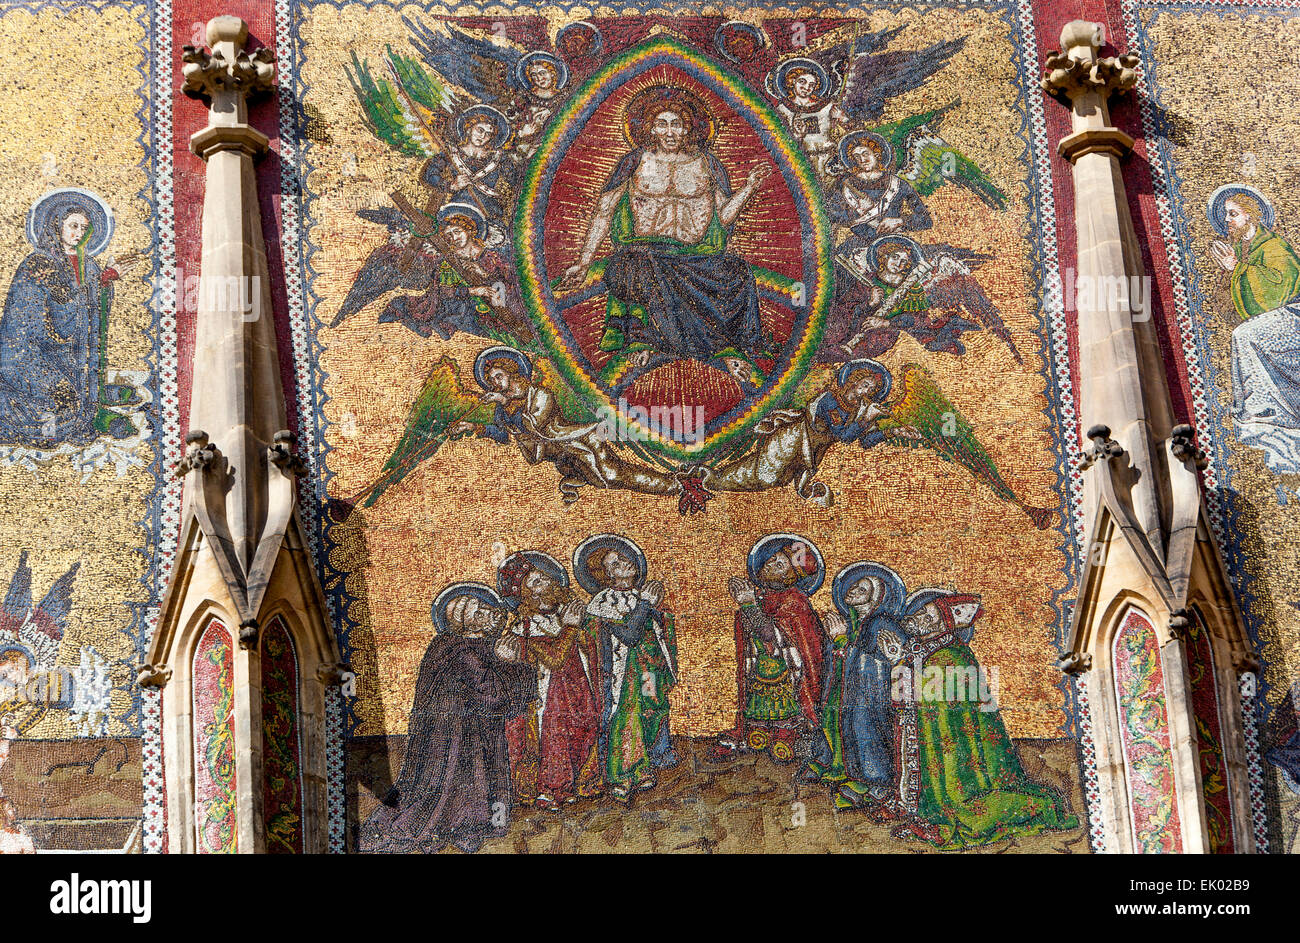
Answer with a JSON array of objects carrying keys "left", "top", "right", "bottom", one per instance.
[
  {"left": 873, "top": 106, "right": 1008, "bottom": 211},
  {"left": 878, "top": 364, "right": 1016, "bottom": 502},
  {"left": 346, "top": 50, "right": 444, "bottom": 158},
  {"left": 361, "top": 357, "right": 492, "bottom": 508}
]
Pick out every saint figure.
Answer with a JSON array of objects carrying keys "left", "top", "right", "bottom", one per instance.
[
  {"left": 359, "top": 582, "right": 535, "bottom": 853},
  {"left": 714, "top": 534, "right": 828, "bottom": 763},
  {"left": 1207, "top": 184, "right": 1300, "bottom": 473},
  {"left": 498, "top": 550, "right": 603, "bottom": 810},
  {"left": 573, "top": 534, "right": 678, "bottom": 801},
  {"left": 0, "top": 188, "right": 138, "bottom": 447}
]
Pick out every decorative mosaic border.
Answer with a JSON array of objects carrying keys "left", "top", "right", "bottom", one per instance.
[
  {"left": 0, "top": 0, "right": 171, "bottom": 851},
  {"left": 141, "top": 0, "right": 181, "bottom": 854},
  {"left": 1122, "top": 0, "right": 1293, "bottom": 851}
]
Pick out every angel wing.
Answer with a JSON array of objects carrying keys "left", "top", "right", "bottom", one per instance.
[
  {"left": 874, "top": 105, "right": 1008, "bottom": 211},
  {"left": 810, "top": 25, "right": 906, "bottom": 94},
  {"left": 330, "top": 209, "right": 441, "bottom": 328},
  {"left": 0, "top": 551, "right": 78, "bottom": 668},
  {"left": 346, "top": 48, "right": 453, "bottom": 158},
  {"left": 403, "top": 16, "right": 524, "bottom": 102},
  {"left": 877, "top": 364, "right": 1018, "bottom": 501},
  {"left": 879, "top": 365, "right": 1051, "bottom": 527},
  {"left": 918, "top": 246, "right": 1023, "bottom": 364},
  {"left": 763, "top": 25, "right": 903, "bottom": 101},
  {"left": 359, "top": 357, "right": 495, "bottom": 509},
  {"left": 841, "top": 38, "right": 966, "bottom": 124}
]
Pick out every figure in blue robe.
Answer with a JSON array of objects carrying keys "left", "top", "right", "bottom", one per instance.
[
  {"left": 803, "top": 560, "right": 906, "bottom": 809},
  {"left": 0, "top": 191, "right": 134, "bottom": 447}
]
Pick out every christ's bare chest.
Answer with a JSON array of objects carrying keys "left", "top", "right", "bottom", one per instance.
[{"left": 630, "top": 153, "right": 714, "bottom": 242}]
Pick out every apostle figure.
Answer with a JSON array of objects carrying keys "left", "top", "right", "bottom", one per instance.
[
  {"left": 556, "top": 85, "right": 771, "bottom": 382},
  {"left": 888, "top": 588, "right": 1078, "bottom": 847},
  {"left": 573, "top": 534, "right": 678, "bottom": 801},
  {"left": 803, "top": 561, "right": 904, "bottom": 809},
  {"left": 714, "top": 534, "right": 827, "bottom": 762},
  {"left": 0, "top": 188, "right": 138, "bottom": 447},
  {"left": 498, "top": 550, "right": 603, "bottom": 809},
  {"left": 1207, "top": 184, "right": 1300, "bottom": 474},
  {"left": 358, "top": 582, "right": 536, "bottom": 853}
]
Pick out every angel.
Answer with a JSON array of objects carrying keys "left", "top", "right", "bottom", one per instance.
[
  {"left": 828, "top": 130, "right": 933, "bottom": 244},
  {"left": 330, "top": 346, "right": 713, "bottom": 519},
  {"left": 403, "top": 17, "right": 573, "bottom": 166},
  {"left": 821, "top": 236, "right": 1022, "bottom": 365},
  {"left": 698, "top": 358, "right": 1053, "bottom": 528},
  {"left": 330, "top": 196, "right": 532, "bottom": 343},
  {"left": 0, "top": 551, "right": 80, "bottom": 736}
]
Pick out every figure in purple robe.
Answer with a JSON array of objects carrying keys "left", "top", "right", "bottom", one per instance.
[{"left": 359, "top": 582, "right": 536, "bottom": 854}]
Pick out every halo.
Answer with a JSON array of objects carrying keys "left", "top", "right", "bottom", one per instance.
[
  {"left": 1207, "top": 183, "right": 1274, "bottom": 236},
  {"left": 436, "top": 201, "right": 488, "bottom": 241},
  {"left": 747, "top": 533, "right": 825, "bottom": 596},
  {"left": 496, "top": 550, "right": 569, "bottom": 608},
  {"left": 622, "top": 84, "right": 716, "bottom": 148},
  {"left": 774, "top": 57, "right": 832, "bottom": 101},
  {"left": 431, "top": 581, "right": 504, "bottom": 635},
  {"left": 572, "top": 534, "right": 647, "bottom": 596},
  {"left": 838, "top": 130, "right": 895, "bottom": 173},
  {"left": 713, "top": 20, "right": 768, "bottom": 63},
  {"left": 516, "top": 50, "right": 570, "bottom": 92},
  {"left": 835, "top": 358, "right": 892, "bottom": 401},
  {"left": 868, "top": 234, "right": 923, "bottom": 270},
  {"left": 27, "top": 187, "right": 113, "bottom": 256},
  {"left": 831, "top": 561, "right": 906, "bottom": 620},
  {"left": 557, "top": 21, "right": 602, "bottom": 60},
  {"left": 455, "top": 104, "right": 511, "bottom": 150},
  {"left": 473, "top": 345, "right": 533, "bottom": 390}
]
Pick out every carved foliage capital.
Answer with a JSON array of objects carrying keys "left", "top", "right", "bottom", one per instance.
[
  {"left": 181, "top": 40, "right": 275, "bottom": 101},
  {"left": 1041, "top": 22, "right": 1138, "bottom": 103},
  {"left": 1042, "top": 50, "right": 1139, "bottom": 101}
]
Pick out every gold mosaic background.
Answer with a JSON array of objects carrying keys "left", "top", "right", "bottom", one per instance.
[
  {"left": 304, "top": 4, "right": 1072, "bottom": 739},
  {"left": 0, "top": 4, "right": 152, "bottom": 738}
]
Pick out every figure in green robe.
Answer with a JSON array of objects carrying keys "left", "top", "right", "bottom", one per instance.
[
  {"left": 1207, "top": 184, "right": 1300, "bottom": 474},
  {"left": 889, "top": 589, "right": 1078, "bottom": 848},
  {"left": 573, "top": 534, "right": 679, "bottom": 801}
]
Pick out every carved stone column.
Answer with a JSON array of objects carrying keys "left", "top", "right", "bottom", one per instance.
[
  {"left": 1043, "top": 21, "right": 1173, "bottom": 545},
  {"left": 1044, "top": 22, "right": 1256, "bottom": 854},
  {"left": 141, "top": 16, "right": 341, "bottom": 854}
]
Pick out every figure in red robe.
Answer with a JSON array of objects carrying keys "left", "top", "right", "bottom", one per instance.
[
  {"left": 498, "top": 551, "right": 603, "bottom": 809},
  {"left": 713, "top": 534, "right": 828, "bottom": 763}
]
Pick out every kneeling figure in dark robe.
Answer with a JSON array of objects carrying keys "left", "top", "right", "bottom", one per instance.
[{"left": 359, "top": 583, "right": 537, "bottom": 853}]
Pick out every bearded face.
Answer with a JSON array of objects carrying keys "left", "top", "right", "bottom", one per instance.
[
  {"left": 517, "top": 567, "right": 571, "bottom": 616},
  {"left": 1224, "top": 199, "right": 1258, "bottom": 241},
  {"left": 905, "top": 603, "right": 943, "bottom": 637},
  {"left": 757, "top": 551, "right": 799, "bottom": 589}
]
